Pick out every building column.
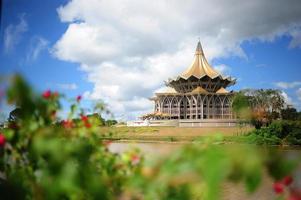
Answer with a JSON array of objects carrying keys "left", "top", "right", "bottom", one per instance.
[
  {"left": 190, "top": 96, "right": 193, "bottom": 119},
  {"left": 195, "top": 96, "right": 198, "bottom": 119},
  {"left": 183, "top": 96, "right": 187, "bottom": 119},
  {"left": 189, "top": 96, "right": 192, "bottom": 119},
  {"left": 208, "top": 95, "right": 210, "bottom": 119},
  {"left": 178, "top": 99, "right": 180, "bottom": 119},
  {"left": 221, "top": 99, "right": 224, "bottom": 119},
  {"left": 201, "top": 99, "right": 204, "bottom": 119},
  {"left": 168, "top": 99, "right": 171, "bottom": 119},
  {"left": 188, "top": 98, "right": 191, "bottom": 119},
  {"left": 159, "top": 98, "right": 163, "bottom": 113}
]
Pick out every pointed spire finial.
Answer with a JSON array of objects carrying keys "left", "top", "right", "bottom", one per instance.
[{"left": 195, "top": 40, "right": 204, "bottom": 55}]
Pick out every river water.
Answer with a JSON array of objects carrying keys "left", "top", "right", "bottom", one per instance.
[{"left": 109, "top": 142, "right": 301, "bottom": 200}]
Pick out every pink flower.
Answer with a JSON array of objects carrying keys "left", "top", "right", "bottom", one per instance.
[
  {"left": 0, "top": 134, "right": 6, "bottom": 147},
  {"left": 76, "top": 95, "right": 82, "bottom": 102},
  {"left": 103, "top": 140, "right": 112, "bottom": 147},
  {"left": 42, "top": 90, "right": 51, "bottom": 99},
  {"left": 273, "top": 182, "right": 284, "bottom": 194},
  {"left": 131, "top": 154, "right": 140, "bottom": 165}
]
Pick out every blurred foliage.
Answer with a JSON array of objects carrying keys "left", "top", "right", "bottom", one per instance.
[
  {"left": 232, "top": 91, "right": 252, "bottom": 120},
  {"left": 0, "top": 75, "right": 300, "bottom": 200},
  {"left": 248, "top": 120, "right": 301, "bottom": 145}
]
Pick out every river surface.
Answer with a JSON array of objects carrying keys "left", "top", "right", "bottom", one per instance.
[{"left": 109, "top": 142, "right": 301, "bottom": 200}]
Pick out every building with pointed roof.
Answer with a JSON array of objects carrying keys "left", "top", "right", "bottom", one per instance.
[{"left": 148, "top": 41, "right": 237, "bottom": 124}]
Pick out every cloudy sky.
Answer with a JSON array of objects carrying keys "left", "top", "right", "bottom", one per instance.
[{"left": 1, "top": 0, "right": 301, "bottom": 120}]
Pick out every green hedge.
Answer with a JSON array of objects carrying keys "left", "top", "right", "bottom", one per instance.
[{"left": 248, "top": 120, "right": 301, "bottom": 145}]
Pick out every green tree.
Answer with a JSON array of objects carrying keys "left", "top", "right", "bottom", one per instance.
[
  {"left": 232, "top": 91, "right": 252, "bottom": 120},
  {"left": 233, "top": 89, "right": 285, "bottom": 129},
  {"left": 281, "top": 106, "right": 299, "bottom": 120},
  {"left": 105, "top": 119, "right": 118, "bottom": 126}
]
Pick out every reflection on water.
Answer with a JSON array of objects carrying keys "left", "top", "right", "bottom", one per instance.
[{"left": 109, "top": 142, "right": 301, "bottom": 200}]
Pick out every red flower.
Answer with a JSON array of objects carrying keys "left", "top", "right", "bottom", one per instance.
[
  {"left": 42, "top": 90, "right": 51, "bottom": 99},
  {"left": 81, "top": 115, "right": 88, "bottom": 122},
  {"left": 273, "top": 182, "right": 284, "bottom": 194},
  {"left": 62, "top": 120, "right": 73, "bottom": 129},
  {"left": 84, "top": 122, "right": 91, "bottom": 128},
  {"left": 287, "top": 194, "right": 301, "bottom": 200},
  {"left": 131, "top": 154, "right": 140, "bottom": 165},
  {"left": 76, "top": 95, "right": 82, "bottom": 102},
  {"left": 288, "top": 189, "right": 301, "bottom": 200},
  {"left": 0, "top": 134, "right": 6, "bottom": 147},
  {"left": 283, "top": 176, "right": 293, "bottom": 186}
]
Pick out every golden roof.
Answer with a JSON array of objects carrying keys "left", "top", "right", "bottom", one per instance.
[
  {"left": 188, "top": 86, "right": 208, "bottom": 94},
  {"left": 155, "top": 87, "right": 178, "bottom": 95},
  {"left": 168, "top": 41, "right": 236, "bottom": 84},
  {"left": 180, "top": 42, "right": 221, "bottom": 79},
  {"left": 216, "top": 87, "right": 229, "bottom": 94}
]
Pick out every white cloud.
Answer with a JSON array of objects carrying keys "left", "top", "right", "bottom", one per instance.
[
  {"left": 52, "top": 0, "right": 301, "bottom": 119},
  {"left": 52, "top": 23, "right": 121, "bottom": 65},
  {"left": 275, "top": 81, "right": 301, "bottom": 89},
  {"left": 57, "top": 83, "right": 78, "bottom": 90},
  {"left": 281, "top": 91, "right": 294, "bottom": 106},
  {"left": 26, "top": 36, "right": 49, "bottom": 62},
  {"left": 289, "top": 28, "right": 301, "bottom": 48},
  {"left": 213, "top": 64, "right": 231, "bottom": 76},
  {"left": 3, "top": 14, "right": 28, "bottom": 53}
]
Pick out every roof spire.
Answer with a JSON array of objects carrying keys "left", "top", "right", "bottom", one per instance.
[{"left": 195, "top": 40, "right": 204, "bottom": 55}]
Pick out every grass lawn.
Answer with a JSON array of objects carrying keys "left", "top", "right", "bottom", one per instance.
[{"left": 98, "top": 126, "right": 254, "bottom": 142}]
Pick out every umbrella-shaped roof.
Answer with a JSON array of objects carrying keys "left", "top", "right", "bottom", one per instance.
[{"left": 168, "top": 41, "right": 235, "bottom": 84}]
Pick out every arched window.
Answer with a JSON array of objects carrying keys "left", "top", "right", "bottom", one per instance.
[
  {"left": 191, "top": 96, "right": 197, "bottom": 119},
  {"left": 171, "top": 97, "right": 179, "bottom": 119},
  {"left": 197, "top": 96, "right": 203, "bottom": 119},
  {"left": 179, "top": 98, "right": 185, "bottom": 119},
  {"left": 215, "top": 97, "right": 222, "bottom": 119},
  {"left": 186, "top": 96, "right": 191, "bottom": 119},
  {"left": 223, "top": 97, "right": 231, "bottom": 119},
  {"left": 203, "top": 96, "right": 208, "bottom": 119},
  {"left": 155, "top": 101, "right": 160, "bottom": 112},
  {"left": 208, "top": 96, "right": 214, "bottom": 119},
  {"left": 162, "top": 97, "right": 170, "bottom": 115}
]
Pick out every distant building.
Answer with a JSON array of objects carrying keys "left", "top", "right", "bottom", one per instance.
[
  {"left": 143, "top": 41, "right": 237, "bottom": 127},
  {"left": 127, "top": 120, "right": 149, "bottom": 127}
]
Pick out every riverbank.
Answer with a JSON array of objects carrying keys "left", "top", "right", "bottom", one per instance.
[
  {"left": 99, "top": 126, "right": 253, "bottom": 142},
  {"left": 108, "top": 142, "right": 301, "bottom": 200}
]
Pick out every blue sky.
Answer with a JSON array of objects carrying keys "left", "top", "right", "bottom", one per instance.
[
  {"left": 1, "top": 0, "right": 301, "bottom": 121},
  {"left": 1, "top": 0, "right": 91, "bottom": 95}
]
